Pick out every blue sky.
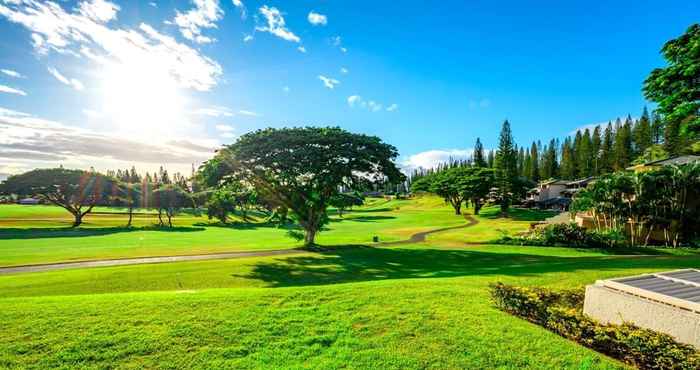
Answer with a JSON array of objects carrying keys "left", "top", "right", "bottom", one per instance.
[{"left": 0, "top": 0, "right": 698, "bottom": 177}]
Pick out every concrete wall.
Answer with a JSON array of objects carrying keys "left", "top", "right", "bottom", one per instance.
[{"left": 584, "top": 284, "right": 700, "bottom": 348}]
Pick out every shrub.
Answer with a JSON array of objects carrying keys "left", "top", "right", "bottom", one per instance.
[
  {"left": 498, "top": 223, "right": 623, "bottom": 248},
  {"left": 489, "top": 283, "right": 700, "bottom": 370}
]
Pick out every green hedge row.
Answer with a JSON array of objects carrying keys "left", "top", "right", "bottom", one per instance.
[
  {"left": 489, "top": 283, "right": 700, "bottom": 370},
  {"left": 498, "top": 223, "right": 625, "bottom": 249}
]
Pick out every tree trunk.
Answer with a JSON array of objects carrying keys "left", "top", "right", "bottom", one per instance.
[
  {"left": 473, "top": 199, "right": 482, "bottom": 215},
  {"left": 127, "top": 206, "right": 134, "bottom": 227},
  {"left": 304, "top": 228, "right": 317, "bottom": 247},
  {"left": 167, "top": 210, "right": 173, "bottom": 228},
  {"left": 158, "top": 209, "right": 164, "bottom": 226},
  {"left": 72, "top": 212, "right": 83, "bottom": 227}
]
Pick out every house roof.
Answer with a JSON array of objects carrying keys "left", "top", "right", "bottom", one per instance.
[
  {"left": 630, "top": 155, "right": 700, "bottom": 170},
  {"left": 540, "top": 179, "right": 569, "bottom": 186},
  {"left": 566, "top": 177, "right": 596, "bottom": 186}
]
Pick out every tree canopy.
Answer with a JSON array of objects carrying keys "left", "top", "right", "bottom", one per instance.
[
  {"left": 199, "top": 127, "right": 404, "bottom": 246},
  {"left": 643, "top": 23, "right": 700, "bottom": 155},
  {"left": 0, "top": 168, "right": 117, "bottom": 227}
]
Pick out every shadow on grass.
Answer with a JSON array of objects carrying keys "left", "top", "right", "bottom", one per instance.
[
  {"left": 477, "top": 207, "right": 557, "bottom": 222},
  {"left": 234, "top": 245, "right": 700, "bottom": 288},
  {"left": 0, "top": 225, "right": 205, "bottom": 239}
]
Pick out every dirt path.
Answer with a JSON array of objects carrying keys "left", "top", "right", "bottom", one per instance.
[{"left": 0, "top": 215, "right": 480, "bottom": 275}]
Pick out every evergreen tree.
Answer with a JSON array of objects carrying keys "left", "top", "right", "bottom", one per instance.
[
  {"left": 633, "top": 107, "right": 653, "bottom": 158},
  {"left": 591, "top": 126, "right": 602, "bottom": 175},
  {"left": 560, "top": 138, "right": 575, "bottom": 179},
  {"left": 613, "top": 117, "right": 633, "bottom": 170},
  {"left": 494, "top": 120, "right": 517, "bottom": 214},
  {"left": 664, "top": 119, "right": 682, "bottom": 156},
  {"left": 572, "top": 130, "right": 583, "bottom": 178},
  {"left": 579, "top": 129, "right": 593, "bottom": 177},
  {"left": 473, "top": 137, "right": 486, "bottom": 167},
  {"left": 529, "top": 142, "right": 539, "bottom": 182},
  {"left": 601, "top": 122, "right": 614, "bottom": 174},
  {"left": 517, "top": 146, "right": 525, "bottom": 177},
  {"left": 486, "top": 150, "right": 495, "bottom": 168},
  {"left": 651, "top": 111, "right": 664, "bottom": 145}
]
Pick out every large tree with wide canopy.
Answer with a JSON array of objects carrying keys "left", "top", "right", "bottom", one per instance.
[
  {"left": 0, "top": 168, "right": 117, "bottom": 227},
  {"left": 199, "top": 127, "right": 404, "bottom": 246}
]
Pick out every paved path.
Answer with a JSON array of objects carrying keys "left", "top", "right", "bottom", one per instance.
[
  {"left": 0, "top": 215, "right": 480, "bottom": 275},
  {"left": 380, "top": 214, "right": 479, "bottom": 246},
  {"left": 0, "top": 249, "right": 303, "bottom": 275}
]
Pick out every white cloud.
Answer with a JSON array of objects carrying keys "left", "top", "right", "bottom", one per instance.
[
  {"left": 243, "top": 34, "right": 253, "bottom": 42},
  {"left": 149, "top": 2, "right": 157, "bottom": 8},
  {"left": 79, "top": 0, "right": 119, "bottom": 23},
  {"left": 347, "top": 95, "right": 391, "bottom": 112},
  {"left": 215, "top": 124, "right": 234, "bottom": 132},
  {"left": 401, "top": 149, "right": 474, "bottom": 172},
  {"left": 238, "top": 110, "right": 259, "bottom": 117},
  {"left": 231, "top": 0, "right": 246, "bottom": 19},
  {"left": 347, "top": 95, "right": 362, "bottom": 107},
  {"left": 192, "top": 106, "right": 234, "bottom": 117},
  {"left": 569, "top": 117, "right": 635, "bottom": 135},
  {"left": 297, "top": 45, "right": 306, "bottom": 53},
  {"left": 0, "top": 107, "right": 216, "bottom": 174},
  {"left": 220, "top": 132, "right": 235, "bottom": 139},
  {"left": 307, "top": 11, "right": 327, "bottom": 26},
  {"left": 256, "top": 5, "right": 300, "bottom": 43},
  {"left": 171, "top": 0, "right": 223, "bottom": 44},
  {"left": 47, "top": 67, "right": 84, "bottom": 91},
  {"left": 82, "top": 109, "right": 103, "bottom": 119},
  {"left": 0, "top": 85, "right": 27, "bottom": 96},
  {"left": 0, "top": 0, "right": 222, "bottom": 91},
  {"left": 319, "top": 75, "right": 340, "bottom": 89},
  {"left": 340, "top": 67, "right": 348, "bottom": 74},
  {"left": 1, "top": 69, "right": 23, "bottom": 78},
  {"left": 331, "top": 36, "right": 347, "bottom": 53}
]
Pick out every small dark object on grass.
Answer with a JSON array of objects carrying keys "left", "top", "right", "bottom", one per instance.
[{"left": 373, "top": 236, "right": 379, "bottom": 243}]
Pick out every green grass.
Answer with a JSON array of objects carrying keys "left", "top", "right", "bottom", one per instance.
[
  {"left": 2, "top": 196, "right": 698, "bottom": 368},
  {"left": 0, "top": 197, "right": 466, "bottom": 266}
]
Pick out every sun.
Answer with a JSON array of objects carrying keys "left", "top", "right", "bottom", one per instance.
[{"left": 100, "top": 61, "right": 186, "bottom": 138}]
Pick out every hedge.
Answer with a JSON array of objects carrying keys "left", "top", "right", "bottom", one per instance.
[{"left": 489, "top": 283, "right": 700, "bottom": 370}]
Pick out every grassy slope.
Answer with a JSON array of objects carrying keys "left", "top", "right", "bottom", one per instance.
[
  {"left": 3, "top": 196, "right": 698, "bottom": 368},
  {"left": 0, "top": 197, "right": 465, "bottom": 266}
]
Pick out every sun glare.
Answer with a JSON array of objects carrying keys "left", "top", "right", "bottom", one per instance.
[{"left": 100, "top": 62, "right": 186, "bottom": 138}]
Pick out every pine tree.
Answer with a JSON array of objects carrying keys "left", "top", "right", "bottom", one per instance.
[
  {"left": 579, "top": 129, "right": 593, "bottom": 177},
  {"left": 560, "top": 138, "right": 575, "bottom": 179},
  {"left": 601, "top": 122, "right": 614, "bottom": 174},
  {"left": 529, "top": 142, "right": 540, "bottom": 182},
  {"left": 664, "top": 119, "right": 682, "bottom": 156},
  {"left": 633, "top": 107, "right": 653, "bottom": 158},
  {"left": 517, "top": 146, "right": 525, "bottom": 177},
  {"left": 487, "top": 150, "right": 495, "bottom": 168},
  {"left": 572, "top": 130, "right": 583, "bottom": 178},
  {"left": 473, "top": 137, "right": 486, "bottom": 167},
  {"left": 613, "top": 117, "right": 633, "bottom": 170},
  {"left": 494, "top": 120, "right": 517, "bottom": 214},
  {"left": 651, "top": 111, "right": 664, "bottom": 145},
  {"left": 591, "top": 126, "right": 602, "bottom": 175}
]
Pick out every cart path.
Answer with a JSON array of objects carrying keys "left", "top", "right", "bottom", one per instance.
[
  {"left": 0, "top": 215, "right": 480, "bottom": 275},
  {"left": 380, "top": 214, "right": 479, "bottom": 246}
]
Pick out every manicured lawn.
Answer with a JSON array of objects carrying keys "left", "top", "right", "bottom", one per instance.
[
  {"left": 2, "top": 196, "right": 698, "bottom": 368},
  {"left": 0, "top": 197, "right": 469, "bottom": 267}
]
